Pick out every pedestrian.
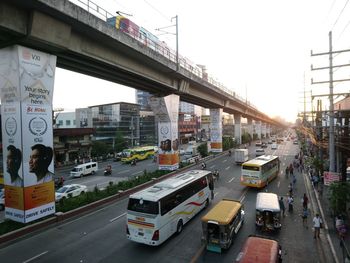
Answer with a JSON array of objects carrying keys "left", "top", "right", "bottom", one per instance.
[
  {"left": 288, "top": 195, "right": 294, "bottom": 212},
  {"left": 302, "top": 193, "right": 309, "bottom": 209},
  {"left": 208, "top": 175, "right": 214, "bottom": 200},
  {"left": 301, "top": 207, "right": 308, "bottom": 228},
  {"left": 279, "top": 197, "right": 285, "bottom": 217},
  {"left": 292, "top": 174, "right": 297, "bottom": 189},
  {"left": 289, "top": 166, "right": 294, "bottom": 176},
  {"left": 288, "top": 183, "right": 293, "bottom": 197},
  {"left": 312, "top": 213, "right": 323, "bottom": 239},
  {"left": 285, "top": 166, "right": 289, "bottom": 178}
]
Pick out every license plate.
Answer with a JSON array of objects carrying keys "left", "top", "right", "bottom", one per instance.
[{"left": 138, "top": 232, "right": 144, "bottom": 236}]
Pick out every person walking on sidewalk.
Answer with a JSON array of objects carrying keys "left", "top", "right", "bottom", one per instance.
[
  {"left": 312, "top": 213, "right": 323, "bottom": 239},
  {"left": 288, "top": 195, "right": 294, "bottom": 212},
  {"left": 302, "top": 193, "right": 309, "bottom": 209},
  {"left": 285, "top": 166, "right": 289, "bottom": 178},
  {"left": 301, "top": 207, "right": 309, "bottom": 228},
  {"left": 279, "top": 196, "right": 286, "bottom": 217}
]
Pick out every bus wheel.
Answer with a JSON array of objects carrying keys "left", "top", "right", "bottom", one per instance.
[
  {"left": 177, "top": 220, "right": 183, "bottom": 234},
  {"left": 205, "top": 199, "right": 209, "bottom": 208}
]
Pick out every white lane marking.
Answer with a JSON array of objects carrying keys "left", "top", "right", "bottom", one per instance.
[
  {"left": 23, "top": 251, "right": 49, "bottom": 263},
  {"left": 225, "top": 166, "right": 230, "bottom": 170},
  {"left": 110, "top": 212, "right": 126, "bottom": 223},
  {"left": 132, "top": 171, "right": 143, "bottom": 176},
  {"left": 240, "top": 188, "right": 249, "bottom": 203},
  {"left": 222, "top": 159, "right": 227, "bottom": 163},
  {"left": 277, "top": 181, "right": 280, "bottom": 188},
  {"left": 118, "top": 170, "right": 130, "bottom": 174},
  {"left": 228, "top": 177, "right": 235, "bottom": 183},
  {"left": 209, "top": 165, "right": 215, "bottom": 169},
  {"left": 214, "top": 192, "right": 219, "bottom": 197}
]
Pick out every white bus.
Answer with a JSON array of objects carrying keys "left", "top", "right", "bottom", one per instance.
[
  {"left": 240, "top": 155, "right": 280, "bottom": 188},
  {"left": 126, "top": 170, "right": 213, "bottom": 246}
]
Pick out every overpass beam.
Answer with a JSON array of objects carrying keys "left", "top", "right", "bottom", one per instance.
[
  {"left": 234, "top": 114, "right": 242, "bottom": 145},
  {"left": 210, "top": 108, "right": 223, "bottom": 152},
  {"left": 149, "top": 94, "right": 180, "bottom": 171}
]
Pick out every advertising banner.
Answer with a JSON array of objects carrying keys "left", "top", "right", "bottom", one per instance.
[
  {"left": 210, "top": 109, "right": 222, "bottom": 152},
  {"left": 149, "top": 95, "right": 179, "bottom": 170},
  {"left": 76, "top": 108, "right": 92, "bottom": 128},
  {"left": 0, "top": 46, "right": 56, "bottom": 223},
  {"left": 323, "top": 171, "right": 341, "bottom": 186}
]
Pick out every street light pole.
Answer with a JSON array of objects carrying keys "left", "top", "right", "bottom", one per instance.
[{"left": 171, "top": 15, "right": 179, "bottom": 71}]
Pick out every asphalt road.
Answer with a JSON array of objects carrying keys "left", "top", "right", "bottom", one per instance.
[{"left": 0, "top": 139, "right": 326, "bottom": 263}]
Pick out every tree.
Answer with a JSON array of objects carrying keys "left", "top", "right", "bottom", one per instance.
[
  {"left": 197, "top": 142, "right": 208, "bottom": 157},
  {"left": 91, "top": 141, "right": 112, "bottom": 158},
  {"left": 114, "top": 131, "right": 127, "bottom": 152},
  {"left": 222, "top": 136, "right": 235, "bottom": 151},
  {"left": 329, "top": 182, "right": 350, "bottom": 216},
  {"left": 241, "top": 132, "right": 251, "bottom": 144}
]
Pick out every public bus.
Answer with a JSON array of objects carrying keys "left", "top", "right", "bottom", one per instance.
[
  {"left": 121, "top": 146, "right": 155, "bottom": 163},
  {"left": 240, "top": 155, "right": 280, "bottom": 188},
  {"left": 126, "top": 170, "right": 213, "bottom": 246}
]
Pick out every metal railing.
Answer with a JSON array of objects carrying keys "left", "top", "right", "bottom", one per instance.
[{"left": 68, "top": 0, "right": 258, "bottom": 110}]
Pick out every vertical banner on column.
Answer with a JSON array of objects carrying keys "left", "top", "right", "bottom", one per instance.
[
  {"left": 0, "top": 46, "right": 25, "bottom": 222},
  {"left": 210, "top": 109, "right": 222, "bottom": 152},
  {"left": 149, "top": 95, "right": 179, "bottom": 170},
  {"left": 0, "top": 46, "right": 57, "bottom": 223}
]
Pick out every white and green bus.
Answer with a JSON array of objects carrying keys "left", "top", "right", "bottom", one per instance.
[
  {"left": 126, "top": 170, "right": 213, "bottom": 246},
  {"left": 240, "top": 155, "right": 280, "bottom": 188}
]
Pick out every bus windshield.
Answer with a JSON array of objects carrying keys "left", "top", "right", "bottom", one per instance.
[{"left": 127, "top": 198, "right": 159, "bottom": 215}]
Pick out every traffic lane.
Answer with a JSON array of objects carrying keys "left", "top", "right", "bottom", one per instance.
[{"left": 0, "top": 198, "right": 130, "bottom": 263}]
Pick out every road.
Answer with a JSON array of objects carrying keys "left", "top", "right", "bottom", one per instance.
[{"left": 0, "top": 139, "right": 325, "bottom": 263}]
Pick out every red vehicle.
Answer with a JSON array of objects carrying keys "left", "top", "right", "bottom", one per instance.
[{"left": 235, "top": 235, "right": 282, "bottom": 263}]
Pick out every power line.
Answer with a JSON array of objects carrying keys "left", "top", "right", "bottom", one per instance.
[
  {"left": 332, "top": 0, "right": 350, "bottom": 30},
  {"left": 143, "top": 0, "right": 171, "bottom": 22}
]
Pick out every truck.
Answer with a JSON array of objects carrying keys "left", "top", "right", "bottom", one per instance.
[
  {"left": 235, "top": 149, "right": 249, "bottom": 165},
  {"left": 184, "top": 144, "right": 199, "bottom": 159}
]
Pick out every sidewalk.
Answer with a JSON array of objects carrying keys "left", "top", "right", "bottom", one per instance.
[{"left": 305, "top": 171, "right": 350, "bottom": 263}]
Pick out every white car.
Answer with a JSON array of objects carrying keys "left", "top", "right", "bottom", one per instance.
[
  {"left": 255, "top": 148, "right": 265, "bottom": 157},
  {"left": 271, "top": 143, "right": 278, "bottom": 150},
  {"left": 55, "top": 184, "right": 87, "bottom": 202}
]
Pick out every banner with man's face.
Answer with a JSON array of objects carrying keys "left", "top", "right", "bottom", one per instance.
[
  {"left": 210, "top": 109, "right": 222, "bottom": 152},
  {"left": 149, "top": 95, "right": 179, "bottom": 170},
  {"left": 0, "top": 46, "right": 56, "bottom": 223}
]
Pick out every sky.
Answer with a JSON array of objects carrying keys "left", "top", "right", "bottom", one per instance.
[{"left": 53, "top": 0, "right": 350, "bottom": 123}]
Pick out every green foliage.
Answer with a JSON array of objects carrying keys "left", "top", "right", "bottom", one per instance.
[
  {"left": 253, "top": 133, "right": 258, "bottom": 140},
  {"left": 241, "top": 132, "right": 251, "bottom": 144},
  {"left": 91, "top": 141, "right": 112, "bottom": 157},
  {"left": 222, "top": 136, "right": 235, "bottom": 151},
  {"left": 197, "top": 142, "right": 208, "bottom": 157},
  {"left": 329, "top": 182, "right": 350, "bottom": 215},
  {"left": 114, "top": 131, "right": 127, "bottom": 152}
]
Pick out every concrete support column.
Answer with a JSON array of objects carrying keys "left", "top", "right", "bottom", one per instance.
[
  {"left": 261, "top": 122, "right": 267, "bottom": 139},
  {"left": 267, "top": 124, "right": 271, "bottom": 138},
  {"left": 149, "top": 94, "right": 180, "bottom": 171},
  {"left": 210, "top": 108, "right": 223, "bottom": 152},
  {"left": 247, "top": 118, "right": 253, "bottom": 140},
  {"left": 255, "top": 120, "right": 262, "bottom": 139},
  {"left": 234, "top": 114, "right": 242, "bottom": 145}
]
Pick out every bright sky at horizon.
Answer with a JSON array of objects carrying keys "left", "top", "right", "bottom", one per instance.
[{"left": 53, "top": 0, "right": 350, "bottom": 123}]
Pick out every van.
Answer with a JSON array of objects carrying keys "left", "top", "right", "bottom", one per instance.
[
  {"left": 201, "top": 199, "right": 245, "bottom": 253},
  {"left": 255, "top": 148, "right": 265, "bottom": 157},
  {"left": 235, "top": 235, "right": 282, "bottom": 262},
  {"left": 256, "top": 192, "right": 281, "bottom": 231},
  {"left": 235, "top": 149, "right": 249, "bottom": 164},
  {"left": 70, "top": 162, "right": 98, "bottom": 178}
]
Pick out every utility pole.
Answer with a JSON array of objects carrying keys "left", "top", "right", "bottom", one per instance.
[
  {"left": 311, "top": 31, "right": 350, "bottom": 173},
  {"left": 328, "top": 31, "right": 335, "bottom": 172}
]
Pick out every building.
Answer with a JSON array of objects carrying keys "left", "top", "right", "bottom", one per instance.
[
  {"left": 135, "top": 90, "right": 152, "bottom": 111},
  {"left": 55, "top": 112, "right": 76, "bottom": 128},
  {"left": 89, "top": 102, "right": 140, "bottom": 148}
]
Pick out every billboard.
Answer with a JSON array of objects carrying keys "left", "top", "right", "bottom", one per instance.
[
  {"left": 210, "top": 109, "right": 222, "bottom": 152},
  {"left": 0, "top": 45, "right": 56, "bottom": 223},
  {"left": 149, "top": 95, "right": 179, "bottom": 170}
]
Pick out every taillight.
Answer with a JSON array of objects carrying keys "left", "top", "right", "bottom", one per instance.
[
  {"left": 152, "top": 230, "right": 159, "bottom": 241},
  {"left": 126, "top": 225, "right": 130, "bottom": 235}
]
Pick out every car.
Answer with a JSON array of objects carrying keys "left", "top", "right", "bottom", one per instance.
[
  {"left": 255, "top": 148, "right": 265, "bottom": 157},
  {"left": 271, "top": 143, "right": 278, "bottom": 150},
  {"left": 255, "top": 141, "right": 262, "bottom": 147},
  {"left": 0, "top": 189, "right": 4, "bottom": 211},
  {"left": 261, "top": 142, "right": 267, "bottom": 148},
  {"left": 55, "top": 184, "right": 87, "bottom": 202},
  {"left": 179, "top": 148, "right": 186, "bottom": 155},
  {"left": 268, "top": 140, "right": 272, "bottom": 144},
  {"left": 293, "top": 140, "right": 298, "bottom": 145}
]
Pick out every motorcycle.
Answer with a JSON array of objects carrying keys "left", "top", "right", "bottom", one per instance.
[
  {"left": 131, "top": 159, "right": 137, "bottom": 166},
  {"left": 104, "top": 165, "right": 112, "bottom": 176},
  {"left": 54, "top": 177, "right": 64, "bottom": 189}
]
